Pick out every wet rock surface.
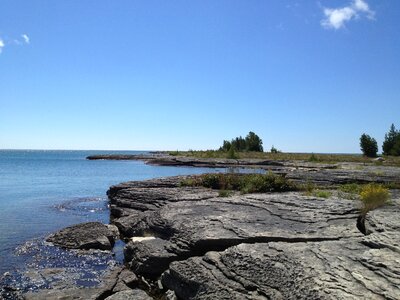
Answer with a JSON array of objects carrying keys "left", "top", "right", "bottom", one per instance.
[
  {"left": 0, "top": 237, "right": 121, "bottom": 299},
  {"left": 22, "top": 266, "right": 140, "bottom": 300},
  {"left": 46, "top": 222, "right": 119, "bottom": 250}
]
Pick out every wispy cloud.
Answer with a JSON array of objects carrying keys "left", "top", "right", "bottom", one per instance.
[
  {"left": 321, "top": 0, "right": 375, "bottom": 30},
  {"left": 0, "top": 33, "right": 30, "bottom": 54},
  {"left": 0, "top": 39, "right": 4, "bottom": 53},
  {"left": 21, "top": 34, "right": 30, "bottom": 44}
]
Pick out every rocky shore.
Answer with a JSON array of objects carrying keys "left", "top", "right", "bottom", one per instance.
[{"left": 17, "top": 157, "right": 400, "bottom": 299}]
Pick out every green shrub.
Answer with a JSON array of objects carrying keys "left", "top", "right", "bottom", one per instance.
[
  {"left": 339, "top": 183, "right": 361, "bottom": 194},
  {"left": 299, "top": 181, "right": 316, "bottom": 196},
  {"left": 314, "top": 190, "right": 332, "bottom": 198},
  {"left": 227, "top": 146, "right": 239, "bottom": 159},
  {"left": 270, "top": 146, "right": 280, "bottom": 153},
  {"left": 169, "top": 150, "right": 180, "bottom": 156},
  {"left": 180, "top": 178, "right": 197, "bottom": 187},
  {"left": 201, "top": 174, "right": 221, "bottom": 189},
  {"left": 308, "top": 153, "right": 319, "bottom": 162},
  {"left": 359, "top": 184, "right": 390, "bottom": 214},
  {"left": 182, "top": 173, "right": 297, "bottom": 194},
  {"left": 218, "top": 190, "right": 234, "bottom": 197},
  {"left": 239, "top": 173, "right": 294, "bottom": 194}
]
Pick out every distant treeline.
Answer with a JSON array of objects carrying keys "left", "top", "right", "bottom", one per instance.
[{"left": 219, "top": 131, "right": 263, "bottom": 152}]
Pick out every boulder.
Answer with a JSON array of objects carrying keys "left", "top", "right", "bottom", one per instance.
[
  {"left": 46, "top": 222, "right": 119, "bottom": 250},
  {"left": 124, "top": 237, "right": 179, "bottom": 278}
]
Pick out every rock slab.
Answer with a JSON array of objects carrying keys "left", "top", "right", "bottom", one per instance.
[
  {"left": 46, "top": 222, "right": 119, "bottom": 250},
  {"left": 108, "top": 176, "right": 400, "bottom": 299}
]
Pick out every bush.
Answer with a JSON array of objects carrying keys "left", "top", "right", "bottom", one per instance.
[
  {"left": 270, "top": 146, "right": 279, "bottom": 153},
  {"left": 169, "top": 150, "right": 180, "bottom": 156},
  {"left": 182, "top": 173, "right": 297, "bottom": 194},
  {"left": 201, "top": 174, "right": 221, "bottom": 189},
  {"left": 240, "top": 172, "right": 292, "bottom": 193},
  {"left": 314, "top": 190, "right": 332, "bottom": 198},
  {"left": 339, "top": 183, "right": 361, "bottom": 194},
  {"left": 360, "top": 133, "right": 378, "bottom": 157},
  {"left": 359, "top": 184, "right": 390, "bottom": 214},
  {"left": 218, "top": 190, "right": 234, "bottom": 197},
  {"left": 227, "top": 146, "right": 239, "bottom": 159}
]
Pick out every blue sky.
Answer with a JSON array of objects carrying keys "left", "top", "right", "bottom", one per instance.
[{"left": 1, "top": 0, "right": 399, "bottom": 153}]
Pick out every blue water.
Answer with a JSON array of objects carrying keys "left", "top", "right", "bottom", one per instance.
[{"left": 0, "top": 150, "right": 226, "bottom": 274}]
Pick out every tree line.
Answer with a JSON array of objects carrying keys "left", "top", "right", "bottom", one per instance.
[
  {"left": 360, "top": 124, "right": 400, "bottom": 157},
  {"left": 219, "top": 131, "right": 263, "bottom": 152}
]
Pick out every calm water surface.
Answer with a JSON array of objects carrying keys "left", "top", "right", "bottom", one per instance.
[{"left": 0, "top": 150, "right": 226, "bottom": 274}]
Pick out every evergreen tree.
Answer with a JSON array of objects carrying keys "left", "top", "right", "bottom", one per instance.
[
  {"left": 232, "top": 136, "right": 246, "bottom": 151},
  {"left": 219, "top": 140, "right": 232, "bottom": 152},
  {"left": 219, "top": 131, "right": 264, "bottom": 152},
  {"left": 245, "top": 131, "right": 263, "bottom": 152},
  {"left": 360, "top": 134, "right": 378, "bottom": 157},
  {"left": 382, "top": 124, "right": 400, "bottom": 156}
]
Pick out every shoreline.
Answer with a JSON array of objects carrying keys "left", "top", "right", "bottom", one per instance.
[{"left": 4, "top": 156, "right": 400, "bottom": 299}]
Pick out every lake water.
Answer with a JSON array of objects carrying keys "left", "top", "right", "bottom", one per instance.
[{"left": 0, "top": 150, "right": 227, "bottom": 275}]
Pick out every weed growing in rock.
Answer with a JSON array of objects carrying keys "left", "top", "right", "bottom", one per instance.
[
  {"left": 314, "top": 190, "right": 332, "bottom": 198},
  {"left": 339, "top": 183, "right": 361, "bottom": 194},
  {"left": 299, "top": 181, "right": 316, "bottom": 196},
  {"left": 359, "top": 184, "right": 390, "bottom": 214},
  {"left": 218, "top": 190, "right": 234, "bottom": 197},
  {"left": 337, "top": 183, "right": 362, "bottom": 200}
]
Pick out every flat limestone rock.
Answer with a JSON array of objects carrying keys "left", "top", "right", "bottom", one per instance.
[
  {"left": 112, "top": 178, "right": 362, "bottom": 277},
  {"left": 23, "top": 266, "right": 122, "bottom": 300},
  {"left": 46, "top": 222, "right": 119, "bottom": 250},
  {"left": 107, "top": 176, "right": 400, "bottom": 298},
  {"left": 161, "top": 241, "right": 400, "bottom": 300},
  {"left": 362, "top": 198, "right": 400, "bottom": 253}
]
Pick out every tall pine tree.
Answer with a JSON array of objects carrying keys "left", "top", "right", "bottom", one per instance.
[{"left": 382, "top": 124, "right": 400, "bottom": 156}]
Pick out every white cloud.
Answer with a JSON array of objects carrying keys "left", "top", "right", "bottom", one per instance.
[
  {"left": 354, "top": 0, "right": 369, "bottom": 12},
  {"left": 21, "top": 34, "right": 30, "bottom": 44},
  {"left": 0, "top": 34, "right": 30, "bottom": 54},
  {"left": 321, "top": 0, "right": 375, "bottom": 30}
]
